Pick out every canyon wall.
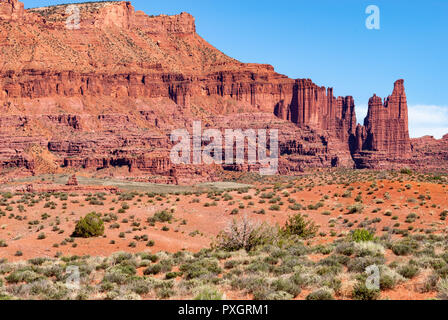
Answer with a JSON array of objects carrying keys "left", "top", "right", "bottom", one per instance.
[
  {"left": 0, "top": 0, "right": 24, "bottom": 21},
  {"left": 351, "top": 80, "right": 413, "bottom": 169},
  {"left": 0, "top": 0, "right": 446, "bottom": 180},
  {"left": 275, "top": 79, "right": 357, "bottom": 143}
]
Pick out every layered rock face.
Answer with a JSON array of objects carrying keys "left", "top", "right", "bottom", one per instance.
[
  {"left": 0, "top": 0, "right": 446, "bottom": 180},
  {"left": 409, "top": 135, "right": 448, "bottom": 171},
  {"left": 276, "top": 79, "right": 357, "bottom": 143},
  {"left": 351, "top": 80, "right": 414, "bottom": 169},
  {"left": 0, "top": 0, "right": 24, "bottom": 21},
  {"left": 361, "top": 80, "right": 410, "bottom": 154}
]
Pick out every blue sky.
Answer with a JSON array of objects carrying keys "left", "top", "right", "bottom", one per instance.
[{"left": 24, "top": 0, "right": 448, "bottom": 138}]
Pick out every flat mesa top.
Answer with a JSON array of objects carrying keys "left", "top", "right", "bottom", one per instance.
[{"left": 28, "top": 1, "right": 124, "bottom": 11}]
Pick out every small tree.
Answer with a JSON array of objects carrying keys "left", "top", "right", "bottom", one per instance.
[
  {"left": 281, "top": 213, "right": 319, "bottom": 239},
  {"left": 73, "top": 212, "right": 104, "bottom": 238},
  {"left": 214, "top": 215, "right": 274, "bottom": 252}
]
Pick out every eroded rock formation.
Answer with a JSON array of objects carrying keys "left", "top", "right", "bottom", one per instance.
[
  {"left": 0, "top": 0, "right": 24, "bottom": 21},
  {"left": 351, "top": 80, "right": 413, "bottom": 169},
  {"left": 0, "top": 0, "right": 446, "bottom": 180},
  {"left": 66, "top": 174, "right": 78, "bottom": 186}
]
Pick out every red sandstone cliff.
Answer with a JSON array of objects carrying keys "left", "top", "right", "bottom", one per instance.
[
  {"left": 351, "top": 80, "right": 413, "bottom": 169},
  {"left": 276, "top": 79, "right": 357, "bottom": 143},
  {"left": 0, "top": 0, "right": 446, "bottom": 179},
  {"left": 0, "top": 0, "right": 24, "bottom": 21}
]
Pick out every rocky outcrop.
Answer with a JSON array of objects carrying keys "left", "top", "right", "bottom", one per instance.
[
  {"left": 66, "top": 174, "right": 78, "bottom": 186},
  {"left": 0, "top": 0, "right": 24, "bottom": 21},
  {"left": 28, "top": 2, "right": 196, "bottom": 34},
  {"left": 361, "top": 80, "right": 410, "bottom": 154},
  {"left": 275, "top": 79, "right": 357, "bottom": 143},
  {"left": 408, "top": 134, "right": 448, "bottom": 172},
  {"left": 352, "top": 80, "right": 413, "bottom": 169}
]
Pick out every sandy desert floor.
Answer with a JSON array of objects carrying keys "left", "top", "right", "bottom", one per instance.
[{"left": 0, "top": 169, "right": 447, "bottom": 300}]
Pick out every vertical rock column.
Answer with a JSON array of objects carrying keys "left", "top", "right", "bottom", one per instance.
[{"left": 360, "top": 79, "right": 411, "bottom": 156}]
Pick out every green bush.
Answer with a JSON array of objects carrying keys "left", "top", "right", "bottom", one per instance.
[
  {"left": 143, "top": 264, "right": 162, "bottom": 275},
  {"left": 148, "top": 210, "right": 173, "bottom": 223},
  {"left": 281, "top": 213, "right": 319, "bottom": 239},
  {"left": 271, "top": 278, "right": 301, "bottom": 297},
  {"left": 351, "top": 229, "right": 374, "bottom": 242},
  {"left": 306, "top": 288, "right": 334, "bottom": 300},
  {"left": 347, "top": 204, "right": 364, "bottom": 214},
  {"left": 391, "top": 243, "right": 411, "bottom": 256},
  {"left": 72, "top": 212, "right": 104, "bottom": 238},
  {"left": 398, "top": 264, "right": 419, "bottom": 279},
  {"left": 380, "top": 274, "right": 397, "bottom": 290},
  {"left": 180, "top": 259, "right": 222, "bottom": 280},
  {"left": 352, "top": 282, "right": 380, "bottom": 300}
]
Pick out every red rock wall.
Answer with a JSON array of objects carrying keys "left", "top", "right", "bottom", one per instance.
[
  {"left": 276, "top": 79, "right": 357, "bottom": 143},
  {"left": 352, "top": 80, "right": 413, "bottom": 168},
  {"left": 0, "top": 0, "right": 24, "bottom": 21},
  {"left": 362, "top": 80, "right": 410, "bottom": 155},
  {"left": 0, "top": 1, "right": 445, "bottom": 177}
]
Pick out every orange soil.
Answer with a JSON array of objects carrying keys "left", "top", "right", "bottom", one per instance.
[{"left": 0, "top": 178, "right": 446, "bottom": 300}]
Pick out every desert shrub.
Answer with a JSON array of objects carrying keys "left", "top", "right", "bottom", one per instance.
[
  {"left": 351, "top": 229, "right": 374, "bottom": 242},
  {"left": 391, "top": 243, "right": 412, "bottom": 256},
  {"left": 179, "top": 259, "right": 222, "bottom": 280},
  {"left": 336, "top": 242, "right": 355, "bottom": 256},
  {"left": 148, "top": 210, "right": 173, "bottom": 223},
  {"left": 72, "top": 212, "right": 104, "bottom": 238},
  {"left": 270, "top": 278, "right": 301, "bottom": 297},
  {"left": 380, "top": 274, "right": 397, "bottom": 290},
  {"left": 437, "top": 278, "right": 448, "bottom": 300},
  {"left": 230, "top": 209, "right": 239, "bottom": 215},
  {"left": 288, "top": 203, "right": 302, "bottom": 211},
  {"left": 102, "top": 270, "right": 129, "bottom": 285},
  {"left": 260, "top": 192, "right": 275, "bottom": 199},
  {"left": 6, "top": 270, "right": 43, "bottom": 284},
  {"left": 306, "top": 287, "right": 334, "bottom": 300},
  {"left": 194, "top": 286, "right": 223, "bottom": 300},
  {"left": 266, "top": 291, "right": 293, "bottom": 300},
  {"left": 231, "top": 275, "right": 269, "bottom": 296},
  {"left": 317, "top": 265, "right": 342, "bottom": 276},
  {"left": 378, "top": 266, "right": 404, "bottom": 290},
  {"left": 347, "top": 256, "right": 386, "bottom": 273},
  {"left": 398, "top": 264, "right": 420, "bottom": 279},
  {"left": 281, "top": 213, "right": 319, "bottom": 239},
  {"left": 29, "top": 257, "right": 50, "bottom": 266},
  {"left": 307, "top": 202, "right": 324, "bottom": 210},
  {"left": 347, "top": 204, "right": 364, "bottom": 214},
  {"left": 352, "top": 282, "right": 380, "bottom": 300},
  {"left": 127, "top": 278, "right": 151, "bottom": 295},
  {"left": 354, "top": 242, "right": 385, "bottom": 257},
  {"left": 143, "top": 264, "right": 162, "bottom": 275},
  {"left": 214, "top": 216, "right": 274, "bottom": 252}
]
